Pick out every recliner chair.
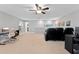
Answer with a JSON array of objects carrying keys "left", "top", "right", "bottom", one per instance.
[{"left": 64, "top": 28, "right": 74, "bottom": 35}]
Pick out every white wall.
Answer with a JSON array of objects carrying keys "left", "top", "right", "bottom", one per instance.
[
  {"left": 22, "top": 20, "right": 55, "bottom": 33},
  {"left": 70, "top": 12, "right": 79, "bottom": 27},
  {"left": 0, "top": 11, "right": 20, "bottom": 29},
  {"left": 29, "top": 21, "right": 45, "bottom": 33},
  {"left": 60, "top": 10, "right": 79, "bottom": 28}
]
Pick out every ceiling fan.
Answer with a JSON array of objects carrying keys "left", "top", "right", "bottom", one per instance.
[{"left": 29, "top": 4, "right": 49, "bottom": 14}]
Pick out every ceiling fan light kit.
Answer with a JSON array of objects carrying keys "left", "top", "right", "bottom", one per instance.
[{"left": 37, "top": 10, "right": 41, "bottom": 13}]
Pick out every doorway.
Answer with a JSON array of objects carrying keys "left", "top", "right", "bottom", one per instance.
[{"left": 25, "top": 22, "right": 29, "bottom": 32}]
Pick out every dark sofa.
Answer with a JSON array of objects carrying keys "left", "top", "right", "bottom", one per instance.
[
  {"left": 45, "top": 28, "right": 57, "bottom": 41},
  {"left": 56, "top": 28, "right": 64, "bottom": 41},
  {"left": 64, "top": 28, "right": 74, "bottom": 34},
  {"left": 45, "top": 27, "right": 74, "bottom": 41}
]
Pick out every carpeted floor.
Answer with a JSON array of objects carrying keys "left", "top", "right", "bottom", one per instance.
[{"left": 0, "top": 32, "right": 69, "bottom": 54}]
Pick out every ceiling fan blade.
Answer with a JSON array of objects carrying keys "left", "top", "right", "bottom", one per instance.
[
  {"left": 29, "top": 10, "right": 36, "bottom": 11},
  {"left": 42, "top": 7, "right": 49, "bottom": 10},
  {"left": 35, "top": 4, "right": 39, "bottom": 7},
  {"left": 41, "top": 11, "right": 46, "bottom": 14},
  {"left": 35, "top": 4, "right": 39, "bottom": 10},
  {"left": 39, "top": 7, "right": 42, "bottom": 10}
]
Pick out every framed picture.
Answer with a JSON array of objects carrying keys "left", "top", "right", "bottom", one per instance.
[{"left": 66, "top": 20, "right": 71, "bottom": 26}]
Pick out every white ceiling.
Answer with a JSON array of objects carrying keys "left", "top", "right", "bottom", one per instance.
[{"left": 0, "top": 4, "right": 79, "bottom": 20}]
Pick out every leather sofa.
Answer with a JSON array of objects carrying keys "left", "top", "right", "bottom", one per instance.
[
  {"left": 45, "top": 27, "right": 74, "bottom": 41},
  {"left": 45, "top": 28, "right": 64, "bottom": 41},
  {"left": 45, "top": 28, "right": 57, "bottom": 41},
  {"left": 56, "top": 28, "right": 64, "bottom": 41}
]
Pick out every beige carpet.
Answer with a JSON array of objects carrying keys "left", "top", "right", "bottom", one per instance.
[{"left": 0, "top": 32, "right": 69, "bottom": 54}]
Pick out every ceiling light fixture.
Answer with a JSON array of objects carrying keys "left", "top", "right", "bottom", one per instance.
[{"left": 37, "top": 10, "right": 41, "bottom": 13}]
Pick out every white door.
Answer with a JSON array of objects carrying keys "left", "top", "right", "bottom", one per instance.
[{"left": 25, "top": 22, "right": 29, "bottom": 32}]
